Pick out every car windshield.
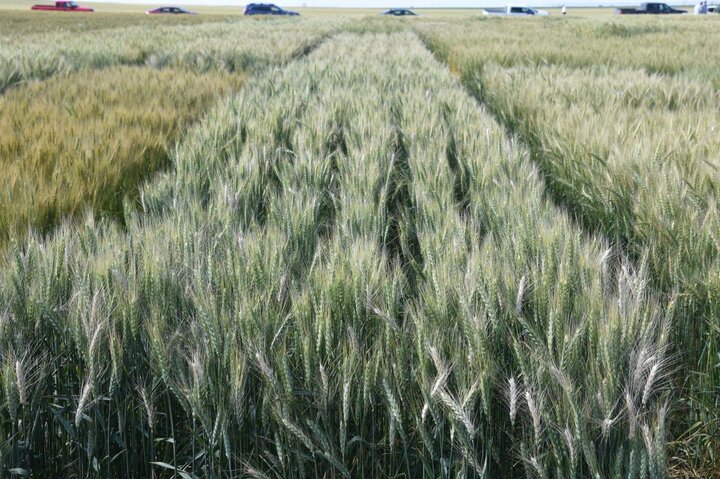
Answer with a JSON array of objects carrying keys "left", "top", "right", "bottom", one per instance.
[{"left": 67, "top": 1, "right": 78, "bottom": 6}]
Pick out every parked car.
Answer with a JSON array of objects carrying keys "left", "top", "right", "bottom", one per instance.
[
  {"left": 244, "top": 3, "right": 299, "bottom": 15},
  {"left": 31, "top": 1, "right": 93, "bottom": 12},
  {"left": 146, "top": 6, "right": 196, "bottom": 14},
  {"left": 483, "top": 6, "right": 550, "bottom": 15},
  {"left": 382, "top": 8, "right": 418, "bottom": 16},
  {"left": 614, "top": 3, "right": 686, "bottom": 13},
  {"left": 708, "top": 4, "right": 718, "bottom": 12}
]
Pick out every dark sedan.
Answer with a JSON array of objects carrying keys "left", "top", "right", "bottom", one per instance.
[
  {"left": 382, "top": 8, "right": 418, "bottom": 15},
  {"left": 244, "top": 3, "right": 299, "bottom": 15},
  {"left": 146, "top": 6, "right": 196, "bottom": 14}
]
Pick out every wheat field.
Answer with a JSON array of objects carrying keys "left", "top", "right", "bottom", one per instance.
[{"left": 0, "top": 9, "right": 718, "bottom": 478}]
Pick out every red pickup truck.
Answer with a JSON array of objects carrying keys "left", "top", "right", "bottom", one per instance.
[{"left": 31, "top": 1, "right": 94, "bottom": 12}]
